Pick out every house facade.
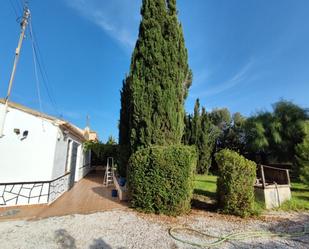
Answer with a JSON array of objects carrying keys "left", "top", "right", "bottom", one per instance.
[{"left": 0, "top": 100, "right": 92, "bottom": 207}]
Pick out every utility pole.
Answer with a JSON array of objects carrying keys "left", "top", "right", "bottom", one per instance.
[{"left": 0, "top": 7, "right": 30, "bottom": 137}]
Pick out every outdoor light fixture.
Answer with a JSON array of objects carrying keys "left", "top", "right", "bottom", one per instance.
[
  {"left": 21, "top": 130, "right": 29, "bottom": 141},
  {"left": 13, "top": 128, "right": 20, "bottom": 135}
]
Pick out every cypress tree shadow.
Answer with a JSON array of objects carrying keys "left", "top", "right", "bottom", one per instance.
[
  {"left": 89, "top": 238, "right": 127, "bottom": 249},
  {"left": 54, "top": 229, "right": 77, "bottom": 249},
  {"left": 193, "top": 189, "right": 216, "bottom": 198}
]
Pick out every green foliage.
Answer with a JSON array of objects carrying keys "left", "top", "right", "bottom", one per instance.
[
  {"left": 84, "top": 141, "right": 119, "bottom": 169},
  {"left": 197, "top": 107, "right": 219, "bottom": 174},
  {"left": 272, "top": 100, "right": 308, "bottom": 164},
  {"left": 244, "top": 117, "right": 269, "bottom": 158},
  {"left": 191, "top": 99, "right": 201, "bottom": 145},
  {"left": 242, "top": 101, "right": 308, "bottom": 177},
  {"left": 119, "top": 77, "right": 132, "bottom": 177},
  {"left": 193, "top": 174, "right": 263, "bottom": 216},
  {"left": 193, "top": 174, "right": 217, "bottom": 197},
  {"left": 215, "top": 149, "right": 256, "bottom": 217},
  {"left": 277, "top": 181, "right": 309, "bottom": 211},
  {"left": 119, "top": 0, "right": 192, "bottom": 171},
  {"left": 209, "top": 108, "right": 231, "bottom": 130},
  {"left": 128, "top": 145, "right": 197, "bottom": 215},
  {"left": 296, "top": 121, "right": 309, "bottom": 185},
  {"left": 183, "top": 99, "right": 219, "bottom": 174},
  {"left": 219, "top": 112, "right": 246, "bottom": 153},
  {"left": 106, "top": 135, "right": 117, "bottom": 145}
]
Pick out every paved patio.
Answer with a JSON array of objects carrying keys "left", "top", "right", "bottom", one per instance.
[{"left": 0, "top": 171, "right": 127, "bottom": 221}]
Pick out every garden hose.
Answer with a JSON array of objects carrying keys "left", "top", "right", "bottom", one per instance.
[{"left": 169, "top": 224, "right": 309, "bottom": 248}]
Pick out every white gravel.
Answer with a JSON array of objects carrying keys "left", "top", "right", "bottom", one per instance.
[{"left": 0, "top": 210, "right": 308, "bottom": 249}]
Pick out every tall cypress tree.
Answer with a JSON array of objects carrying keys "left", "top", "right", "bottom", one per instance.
[
  {"left": 119, "top": 0, "right": 192, "bottom": 171},
  {"left": 119, "top": 76, "right": 132, "bottom": 176},
  {"left": 191, "top": 99, "right": 201, "bottom": 145}
]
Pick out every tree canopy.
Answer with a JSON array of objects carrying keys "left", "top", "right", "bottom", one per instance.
[{"left": 119, "top": 0, "right": 192, "bottom": 175}]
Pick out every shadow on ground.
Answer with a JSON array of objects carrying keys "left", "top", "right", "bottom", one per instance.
[
  {"left": 54, "top": 229, "right": 128, "bottom": 249},
  {"left": 55, "top": 229, "right": 77, "bottom": 249},
  {"left": 191, "top": 193, "right": 217, "bottom": 212},
  {"left": 89, "top": 238, "right": 127, "bottom": 249},
  {"left": 194, "top": 189, "right": 216, "bottom": 198},
  {"left": 291, "top": 186, "right": 309, "bottom": 193}
]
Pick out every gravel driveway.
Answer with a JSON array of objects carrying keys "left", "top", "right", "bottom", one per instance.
[{"left": 0, "top": 210, "right": 308, "bottom": 249}]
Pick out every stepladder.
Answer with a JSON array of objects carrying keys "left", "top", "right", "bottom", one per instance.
[{"left": 103, "top": 157, "right": 114, "bottom": 187}]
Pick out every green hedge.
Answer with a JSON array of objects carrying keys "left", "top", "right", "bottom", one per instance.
[
  {"left": 128, "top": 145, "right": 197, "bottom": 215},
  {"left": 84, "top": 141, "right": 118, "bottom": 167},
  {"left": 215, "top": 149, "right": 256, "bottom": 217}
]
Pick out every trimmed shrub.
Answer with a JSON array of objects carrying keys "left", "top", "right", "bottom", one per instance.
[
  {"left": 128, "top": 145, "right": 197, "bottom": 215},
  {"left": 84, "top": 141, "right": 118, "bottom": 167},
  {"left": 215, "top": 149, "right": 256, "bottom": 217}
]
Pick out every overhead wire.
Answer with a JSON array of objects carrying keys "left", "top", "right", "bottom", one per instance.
[
  {"left": 14, "top": 0, "right": 23, "bottom": 14},
  {"left": 8, "top": 0, "right": 20, "bottom": 19},
  {"left": 28, "top": 17, "right": 44, "bottom": 117},
  {"left": 17, "top": 0, "right": 61, "bottom": 118},
  {"left": 27, "top": 14, "right": 61, "bottom": 118},
  {"left": 31, "top": 28, "right": 60, "bottom": 116}
]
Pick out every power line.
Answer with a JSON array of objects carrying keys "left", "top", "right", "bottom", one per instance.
[
  {"left": 28, "top": 17, "right": 61, "bottom": 117},
  {"left": 29, "top": 17, "right": 43, "bottom": 116},
  {"left": 8, "top": 0, "right": 20, "bottom": 19},
  {"left": 14, "top": 0, "right": 23, "bottom": 14},
  {"left": 8, "top": 1, "right": 61, "bottom": 118},
  {"left": 32, "top": 30, "right": 60, "bottom": 113}
]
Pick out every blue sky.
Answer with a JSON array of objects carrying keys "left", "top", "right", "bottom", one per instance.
[{"left": 1, "top": 0, "right": 309, "bottom": 142}]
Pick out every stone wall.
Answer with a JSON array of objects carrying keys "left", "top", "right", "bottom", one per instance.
[
  {"left": 0, "top": 173, "right": 71, "bottom": 207},
  {"left": 0, "top": 182, "right": 49, "bottom": 206},
  {"left": 48, "top": 174, "right": 70, "bottom": 203}
]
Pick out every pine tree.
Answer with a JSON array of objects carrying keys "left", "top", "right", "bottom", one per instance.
[{"left": 119, "top": 0, "right": 192, "bottom": 170}]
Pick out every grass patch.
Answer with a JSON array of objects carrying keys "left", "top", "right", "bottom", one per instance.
[
  {"left": 279, "top": 182, "right": 309, "bottom": 211},
  {"left": 193, "top": 174, "right": 309, "bottom": 212},
  {"left": 193, "top": 174, "right": 217, "bottom": 198},
  {"left": 193, "top": 174, "right": 263, "bottom": 215},
  {"left": 192, "top": 175, "right": 217, "bottom": 210}
]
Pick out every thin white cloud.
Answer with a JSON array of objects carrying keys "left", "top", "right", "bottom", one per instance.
[
  {"left": 191, "top": 60, "right": 255, "bottom": 98},
  {"left": 192, "top": 68, "right": 212, "bottom": 88},
  {"left": 66, "top": 0, "right": 141, "bottom": 50}
]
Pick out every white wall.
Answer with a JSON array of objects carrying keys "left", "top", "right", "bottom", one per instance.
[
  {"left": 0, "top": 105, "right": 58, "bottom": 183},
  {"left": 52, "top": 130, "right": 70, "bottom": 179},
  {"left": 76, "top": 149, "right": 91, "bottom": 181},
  {"left": 52, "top": 132, "right": 89, "bottom": 182}
]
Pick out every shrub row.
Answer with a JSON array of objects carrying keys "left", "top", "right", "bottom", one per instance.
[
  {"left": 215, "top": 149, "right": 256, "bottom": 217},
  {"left": 128, "top": 145, "right": 197, "bottom": 215},
  {"left": 84, "top": 141, "right": 118, "bottom": 167}
]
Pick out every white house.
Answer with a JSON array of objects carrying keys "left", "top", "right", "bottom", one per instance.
[{"left": 0, "top": 99, "right": 92, "bottom": 207}]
